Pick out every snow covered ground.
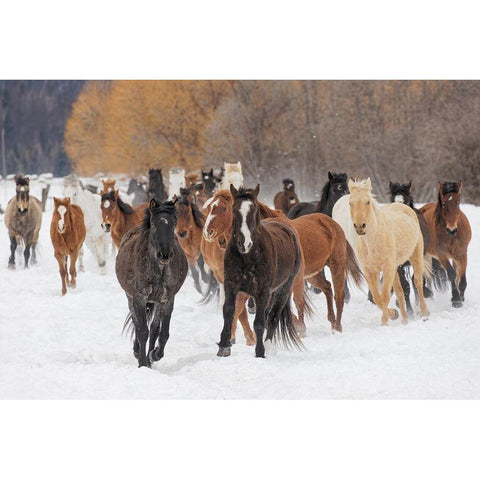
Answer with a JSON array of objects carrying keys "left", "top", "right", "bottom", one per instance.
[{"left": 0, "top": 177, "right": 479, "bottom": 399}]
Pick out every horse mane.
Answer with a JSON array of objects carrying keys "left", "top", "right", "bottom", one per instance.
[
  {"left": 101, "top": 191, "right": 135, "bottom": 214},
  {"left": 15, "top": 175, "right": 29, "bottom": 187},
  {"left": 142, "top": 201, "right": 177, "bottom": 231},
  {"left": 389, "top": 182, "right": 415, "bottom": 208},
  {"left": 213, "top": 189, "right": 233, "bottom": 204},
  {"left": 318, "top": 180, "right": 332, "bottom": 210},
  {"left": 258, "top": 202, "right": 285, "bottom": 219}
]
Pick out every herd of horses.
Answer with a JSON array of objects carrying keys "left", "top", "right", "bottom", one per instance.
[{"left": 2, "top": 162, "right": 472, "bottom": 368}]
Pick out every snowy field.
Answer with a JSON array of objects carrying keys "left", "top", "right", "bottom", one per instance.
[{"left": 0, "top": 177, "right": 479, "bottom": 399}]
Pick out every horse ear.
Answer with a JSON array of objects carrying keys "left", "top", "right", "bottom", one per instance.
[
  {"left": 408, "top": 180, "right": 412, "bottom": 190},
  {"left": 172, "top": 194, "right": 178, "bottom": 202},
  {"left": 230, "top": 184, "right": 238, "bottom": 196},
  {"left": 53, "top": 197, "right": 59, "bottom": 206},
  {"left": 437, "top": 182, "right": 443, "bottom": 192},
  {"left": 348, "top": 179, "right": 356, "bottom": 192},
  {"left": 328, "top": 171, "right": 333, "bottom": 181},
  {"left": 114, "top": 189, "right": 119, "bottom": 199},
  {"left": 65, "top": 197, "right": 71, "bottom": 204},
  {"left": 458, "top": 180, "right": 463, "bottom": 193},
  {"left": 210, "top": 168, "right": 213, "bottom": 176},
  {"left": 365, "top": 177, "right": 372, "bottom": 191},
  {"left": 389, "top": 181, "right": 393, "bottom": 189},
  {"left": 150, "top": 198, "right": 158, "bottom": 210},
  {"left": 25, "top": 177, "right": 30, "bottom": 185},
  {"left": 253, "top": 184, "right": 260, "bottom": 198}
]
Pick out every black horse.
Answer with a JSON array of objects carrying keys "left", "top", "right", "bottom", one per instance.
[
  {"left": 147, "top": 168, "right": 167, "bottom": 202},
  {"left": 127, "top": 178, "right": 148, "bottom": 205},
  {"left": 389, "top": 181, "right": 439, "bottom": 312},
  {"left": 288, "top": 172, "right": 349, "bottom": 219},
  {"left": 116, "top": 199, "right": 188, "bottom": 368},
  {"left": 201, "top": 168, "right": 221, "bottom": 196},
  {"left": 217, "top": 184, "right": 303, "bottom": 358}
]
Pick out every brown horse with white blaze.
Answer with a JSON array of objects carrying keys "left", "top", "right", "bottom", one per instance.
[
  {"left": 420, "top": 181, "right": 471, "bottom": 308},
  {"left": 50, "top": 197, "right": 86, "bottom": 296},
  {"left": 100, "top": 190, "right": 146, "bottom": 250}
]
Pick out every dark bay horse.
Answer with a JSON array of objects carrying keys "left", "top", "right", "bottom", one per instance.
[
  {"left": 5, "top": 175, "right": 42, "bottom": 269},
  {"left": 116, "top": 199, "right": 188, "bottom": 367},
  {"left": 50, "top": 197, "right": 86, "bottom": 295},
  {"left": 147, "top": 168, "right": 167, "bottom": 202},
  {"left": 287, "top": 172, "right": 349, "bottom": 219},
  {"left": 101, "top": 190, "right": 146, "bottom": 249},
  {"left": 273, "top": 178, "right": 300, "bottom": 215},
  {"left": 420, "top": 181, "right": 471, "bottom": 308},
  {"left": 217, "top": 185, "right": 303, "bottom": 358},
  {"left": 389, "top": 181, "right": 434, "bottom": 315},
  {"left": 201, "top": 168, "right": 221, "bottom": 196}
]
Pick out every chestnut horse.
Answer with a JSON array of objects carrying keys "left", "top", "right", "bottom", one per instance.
[
  {"left": 218, "top": 185, "right": 303, "bottom": 358},
  {"left": 5, "top": 175, "right": 42, "bottom": 269},
  {"left": 101, "top": 190, "right": 146, "bottom": 250},
  {"left": 349, "top": 178, "right": 429, "bottom": 325},
  {"left": 420, "top": 181, "right": 471, "bottom": 308},
  {"left": 175, "top": 194, "right": 206, "bottom": 294},
  {"left": 273, "top": 178, "right": 299, "bottom": 215},
  {"left": 100, "top": 178, "right": 116, "bottom": 194},
  {"left": 50, "top": 197, "right": 86, "bottom": 296}
]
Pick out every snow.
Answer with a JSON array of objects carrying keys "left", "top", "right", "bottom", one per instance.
[{"left": 0, "top": 177, "right": 479, "bottom": 399}]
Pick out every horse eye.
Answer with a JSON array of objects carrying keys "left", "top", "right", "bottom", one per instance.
[
  {"left": 223, "top": 207, "right": 227, "bottom": 212},
  {"left": 366, "top": 201, "right": 370, "bottom": 205}
]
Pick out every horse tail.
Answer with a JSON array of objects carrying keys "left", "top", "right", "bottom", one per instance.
[
  {"left": 426, "top": 255, "right": 449, "bottom": 292},
  {"left": 198, "top": 271, "right": 219, "bottom": 304},
  {"left": 345, "top": 242, "right": 364, "bottom": 289},
  {"left": 275, "top": 300, "right": 305, "bottom": 351}
]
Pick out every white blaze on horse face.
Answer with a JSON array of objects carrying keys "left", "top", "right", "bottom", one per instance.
[
  {"left": 204, "top": 199, "right": 219, "bottom": 240},
  {"left": 58, "top": 205, "right": 67, "bottom": 232},
  {"left": 394, "top": 195, "right": 404, "bottom": 203},
  {"left": 239, "top": 200, "right": 253, "bottom": 252},
  {"left": 103, "top": 200, "right": 110, "bottom": 208}
]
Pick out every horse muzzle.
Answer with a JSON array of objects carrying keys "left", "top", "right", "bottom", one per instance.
[
  {"left": 57, "top": 226, "right": 66, "bottom": 234},
  {"left": 157, "top": 251, "right": 173, "bottom": 265},
  {"left": 446, "top": 227, "right": 458, "bottom": 236},
  {"left": 17, "top": 208, "right": 27, "bottom": 216},
  {"left": 237, "top": 242, "right": 253, "bottom": 254},
  {"left": 102, "top": 223, "right": 111, "bottom": 233},
  {"left": 203, "top": 229, "right": 216, "bottom": 242},
  {"left": 354, "top": 223, "right": 366, "bottom": 236}
]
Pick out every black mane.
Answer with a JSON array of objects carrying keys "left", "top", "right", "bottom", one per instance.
[
  {"left": 234, "top": 186, "right": 256, "bottom": 201},
  {"left": 318, "top": 173, "right": 347, "bottom": 211},
  {"left": 15, "top": 175, "right": 29, "bottom": 187},
  {"left": 441, "top": 182, "right": 460, "bottom": 195},
  {"left": 101, "top": 191, "right": 135, "bottom": 214},
  {"left": 389, "top": 181, "right": 414, "bottom": 208}
]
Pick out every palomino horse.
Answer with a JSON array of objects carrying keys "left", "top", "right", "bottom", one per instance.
[
  {"left": 348, "top": 178, "right": 429, "bottom": 325},
  {"left": 217, "top": 185, "right": 303, "bottom": 358},
  {"left": 50, "top": 197, "right": 86, "bottom": 296},
  {"left": 185, "top": 172, "right": 199, "bottom": 190},
  {"left": 64, "top": 173, "right": 111, "bottom": 275},
  {"left": 273, "top": 178, "right": 300, "bottom": 215},
  {"left": 175, "top": 194, "right": 206, "bottom": 294},
  {"left": 147, "top": 168, "right": 168, "bottom": 202},
  {"left": 420, "top": 181, "right": 471, "bottom": 308},
  {"left": 116, "top": 199, "right": 188, "bottom": 368},
  {"left": 288, "top": 172, "right": 349, "bottom": 219},
  {"left": 100, "top": 190, "right": 146, "bottom": 250},
  {"left": 5, "top": 175, "right": 42, "bottom": 269},
  {"left": 220, "top": 161, "right": 243, "bottom": 190},
  {"left": 389, "top": 180, "right": 435, "bottom": 313}
]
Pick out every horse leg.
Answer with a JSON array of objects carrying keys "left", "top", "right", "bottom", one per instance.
[
  {"left": 392, "top": 272, "right": 409, "bottom": 324},
  {"left": 78, "top": 246, "right": 85, "bottom": 272},
  {"left": 344, "top": 282, "right": 351, "bottom": 304},
  {"left": 410, "top": 245, "right": 430, "bottom": 320},
  {"left": 253, "top": 293, "right": 269, "bottom": 358},
  {"left": 453, "top": 255, "right": 467, "bottom": 305},
  {"left": 380, "top": 265, "right": 398, "bottom": 324},
  {"left": 247, "top": 297, "right": 256, "bottom": 314},
  {"left": 197, "top": 255, "right": 210, "bottom": 284},
  {"left": 189, "top": 263, "right": 203, "bottom": 294},
  {"left": 23, "top": 241, "right": 31, "bottom": 268},
  {"left": 68, "top": 251, "right": 79, "bottom": 289},
  {"left": 308, "top": 270, "right": 335, "bottom": 328},
  {"left": 329, "top": 261, "right": 346, "bottom": 333},
  {"left": 96, "top": 237, "right": 107, "bottom": 275},
  {"left": 217, "top": 283, "right": 238, "bottom": 357},
  {"left": 397, "top": 264, "right": 413, "bottom": 317},
  {"left": 443, "top": 260, "right": 461, "bottom": 307},
  {"left": 8, "top": 235, "right": 17, "bottom": 269},
  {"left": 127, "top": 297, "right": 140, "bottom": 359},
  {"left": 149, "top": 301, "right": 175, "bottom": 363},
  {"left": 132, "top": 297, "right": 150, "bottom": 367},
  {"left": 292, "top": 270, "right": 307, "bottom": 337},
  {"left": 55, "top": 252, "right": 67, "bottom": 295},
  {"left": 364, "top": 269, "right": 390, "bottom": 326},
  {"left": 147, "top": 304, "right": 160, "bottom": 360}
]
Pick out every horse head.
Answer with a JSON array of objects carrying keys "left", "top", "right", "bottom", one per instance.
[
  {"left": 101, "top": 190, "right": 119, "bottom": 233},
  {"left": 175, "top": 195, "right": 204, "bottom": 240},
  {"left": 231, "top": 184, "right": 260, "bottom": 254},
  {"left": 282, "top": 178, "right": 295, "bottom": 192},
  {"left": 348, "top": 177, "right": 375, "bottom": 236},
  {"left": 203, "top": 190, "right": 234, "bottom": 247},
  {"left": 53, "top": 197, "right": 71, "bottom": 234},
  {"left": 15, "top": 175, "right": 30, "bottom": 215},
  {"left": 328, "top": 172, "right": 349, "bottom": 200},
  {"left": 202, "top": 168, "right": 217, "bottom": 195},
  {"left": 146, "top": 198, "right": 178, "bottom": 265},
  {"left": 389, "top": 180, "right": 413, "bottom": 206},
  {"left": 101, "top": 178, "right": 116, "bottom": 195},
  {"left": 437, "top": 181, "right": 462, "bottom": 236}
]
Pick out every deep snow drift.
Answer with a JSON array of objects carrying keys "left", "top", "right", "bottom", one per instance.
[{"left": 0, "top": 178, "right": 478, "bottom": 399}]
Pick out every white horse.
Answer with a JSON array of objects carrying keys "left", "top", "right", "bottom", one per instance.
[
  {"left": 168, "top": 167, "right": 186, "bottom": 200},
  {"left": 220, "top": 161, "right": 243, "bottom": 190},
  {"left": 63, "top": 174, "right": 111, "bottom": 275}
]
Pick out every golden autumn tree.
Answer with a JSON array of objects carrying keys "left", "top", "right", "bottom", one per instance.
[{"left": 64, "top": 81, "right": 112, "bottom": 176}]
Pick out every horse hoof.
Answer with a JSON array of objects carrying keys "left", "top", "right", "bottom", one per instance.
[
  {"left": 230, "top": 337, "right": 236, "bottom": 345},
  {"left": 452, "top": 300, "right": 463, "bottom": 308},
  {"left": 217, "top": 346, "right": 231, "bottom": 357},
  {"left": 422, "top": 316, "right": 429, "bottom": 322},
  {"left": 388, "top": 308, "right": 399, "bottom": 320},
  {"left": 8, "top": 263, "right": 15, "bottom": 270}
]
